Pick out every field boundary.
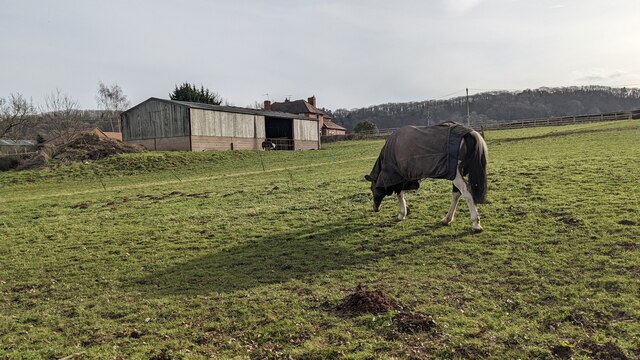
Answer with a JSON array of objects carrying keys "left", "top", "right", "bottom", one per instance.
[
  {"left": 483, "top": 109, "right": 639, "bottom": 130},
  {"left": 322, "top": 109, "right": 640, "bottom": 142}
]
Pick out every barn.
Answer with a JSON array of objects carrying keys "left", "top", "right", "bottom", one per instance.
[{"left": 121, "top": 98, "right": 320, "bottom": 151}]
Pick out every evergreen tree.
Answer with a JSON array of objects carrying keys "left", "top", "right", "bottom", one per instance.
[{"left": 170, "top": 83, "right": 223, "bottom": 105}]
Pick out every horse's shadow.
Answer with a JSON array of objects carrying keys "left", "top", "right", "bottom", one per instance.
[{"left": 130, "top": 220, "right": 470, "bottom": 296}]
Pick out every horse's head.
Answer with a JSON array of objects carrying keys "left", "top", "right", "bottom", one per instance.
[{"left": 364, "top": 175, "right": 385, "bottom": 212}]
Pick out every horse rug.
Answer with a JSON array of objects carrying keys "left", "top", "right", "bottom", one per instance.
[{"left": 368, "top": 122, "right": 472, "bottom": 193}]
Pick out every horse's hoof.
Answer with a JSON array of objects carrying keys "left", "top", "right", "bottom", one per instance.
[
  {"left": 440, "top": 218, "right": 451, "bottom": 226},
  {"left": 396, "top": 215, "right": 405, "bottom": 221},
  {"left": 472, "top": 226, "right": 484, "bottom": 233}
]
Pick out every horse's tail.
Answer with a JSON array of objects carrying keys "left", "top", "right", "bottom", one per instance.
[{"left": 464, "top": 131, "right": 488, "bottom": 204}]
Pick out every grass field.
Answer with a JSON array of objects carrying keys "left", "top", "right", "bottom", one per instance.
[{"left": 1, "top": 120, "right": 639, "bottom": 359}]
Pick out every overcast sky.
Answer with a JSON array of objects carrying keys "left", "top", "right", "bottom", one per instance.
[{"left": 2, "top": 0, "right": 639, "bottom": 111}]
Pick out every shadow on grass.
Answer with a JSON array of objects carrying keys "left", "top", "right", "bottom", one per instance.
[{"left": 131, "top": 220, "right": 470, "bottom": 295}]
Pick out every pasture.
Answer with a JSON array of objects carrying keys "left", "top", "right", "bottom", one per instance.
[{"left": 1, "top": 120, "right": 638, "bottom": 359}]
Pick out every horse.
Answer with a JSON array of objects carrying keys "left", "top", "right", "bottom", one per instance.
[
  {"left": 262, "top": 140, "right": 276, "bottom": 151},
  {"left": 364, "top": 121, "right": 488, "bottom": 232}
]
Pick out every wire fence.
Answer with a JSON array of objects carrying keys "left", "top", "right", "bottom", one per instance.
[
  {"left": 264, "top": 138, "right": 294, "bottom": 151},
  {"left": 483, "top": 109, "right": 639, "bottom": 130},
  {"left": 322, "top": 109, "right": 640, "bottom": 142}
]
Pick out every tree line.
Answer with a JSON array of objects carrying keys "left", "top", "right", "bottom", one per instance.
[
  {"left": 0, "top": 82, "right": 225, "bottom": 143},
  {"left": 5, "top": 84, "right": 639, "bottom": 142},
  {"left": 329, "top": 86, "right": 640, "bottom": 131},
  {"left": 0, "top": 83, "right": 130, "bottom": 143}
]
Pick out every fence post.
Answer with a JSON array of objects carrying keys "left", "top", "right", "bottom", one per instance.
[{"left": 258, "top": 151, "right": 265, "bottom": 171}]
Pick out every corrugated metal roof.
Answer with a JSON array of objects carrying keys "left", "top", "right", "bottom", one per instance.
[
  {"left": 124, "top": 98, "right": 318, "bottom": 121},
  {"left": 322, "top": 120, "right": 347, "bottom": 131},
  {"left": 0, "top": 139, "right": 36, "bottom": 146}
]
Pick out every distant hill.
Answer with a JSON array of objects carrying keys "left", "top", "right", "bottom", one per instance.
[{"left": 329, "top": 86, "right": 640, "bottom": 131}]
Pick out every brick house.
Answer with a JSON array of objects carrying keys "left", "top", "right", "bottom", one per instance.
[{"left": 266, "top": 96, "right": 346, "bottom": 136}]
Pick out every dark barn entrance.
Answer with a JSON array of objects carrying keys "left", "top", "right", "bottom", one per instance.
[{"left": 265, "top": 117, "right": 294, "bottom": 150}]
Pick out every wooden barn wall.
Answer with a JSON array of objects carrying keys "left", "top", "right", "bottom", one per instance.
[
  {"left": 189, "top": 109, "right": 266, "bottom": 151},
  {"left": 293, "top": 119, "right": 319, "bottom": 142},
  {"left": 122, "top": 100, "right": 189, "bottom": 141},
  {"left": 190, "top": 109, "right": 265, "bottom": 138}
]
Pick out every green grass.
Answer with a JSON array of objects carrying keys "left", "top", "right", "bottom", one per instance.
[{"left": 1, "top": 120, "right": 639, "bottom": 359}]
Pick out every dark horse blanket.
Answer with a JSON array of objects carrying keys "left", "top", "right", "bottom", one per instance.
[{"left": 368, "top": 122, "right": 472, "bottom": 193}]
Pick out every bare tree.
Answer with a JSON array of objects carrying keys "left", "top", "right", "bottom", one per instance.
[
  {"left": 40, "top": 90, "right": 85, "bottom": 157},
  {"left": 247, "top": 100, "right": 265, "bottom": 110},
  {"left": 96, "top": 82, "right": 130, "bottom": 132},
  {"left": 0, "top": 93, "right": 36, "bottom": 139}
]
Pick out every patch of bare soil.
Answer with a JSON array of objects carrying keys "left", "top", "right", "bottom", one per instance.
[
  {"left": 551, "top": 343, "right": 573, "bottom": 359},
  {"left": 578, "top": 340, "right": 629, "bottom": 360},
  {"left": 498, "top": 127, "right": 627, "bottom": 143},
  {"left": 618, "top": 219, "right": 636, "bottom": 226},
  {"left": 393, "top": 311, "right": 437, "bottom": 333},
  {"left": 104, "top": 197, "right": 130, "bottom": 207},
  {"left": 336, "top": 284, "right": 398, "bottom": 315},
  {"left": 149, "top": 348, "right": 176, "bottom": 360},
  {"left": 558, "top": 215, "right": 582, "bottom": 225},
  {"left": 186, "top": 192, "right": 211, "bottom": 199},
  {"left": 70, "top": 203, "right": 91, "bottom": 209},
  {"left": 137, "top": 191, "right": 185, "bottom": 201}
]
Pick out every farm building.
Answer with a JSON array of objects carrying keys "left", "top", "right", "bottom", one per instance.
[
  {"left": 121, "top": 98, "right": 320, "bottom": 151},
  {"left": 321, "top": 119, "right": 347, "bottom": 136},
  {"left": 266, "top": 96, "right": 346, "bottom": 136},
  {"left": 0, "top": 139, "right": 36, "bottom": 154}
]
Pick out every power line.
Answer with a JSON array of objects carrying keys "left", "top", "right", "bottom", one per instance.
[{"left": 430, "top": 89, "right": 467, "bottom": 100}]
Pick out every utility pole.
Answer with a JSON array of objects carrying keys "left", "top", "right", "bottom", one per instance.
[{"left": 466, "top": 88, "right": 470, "bottom": 127}]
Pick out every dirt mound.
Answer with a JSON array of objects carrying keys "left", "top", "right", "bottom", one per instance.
[
  {"left": 336, "top": 284, "right": 397, "bottom": 314},
  {"left": 393, "top": 311, "right": 437, "bottom": 333},
  {"left": 4, "top": 134, "right": 146, "bottom": 171},
  {"left": 50, "top": 134, "right": 144, "bottom": 162}
]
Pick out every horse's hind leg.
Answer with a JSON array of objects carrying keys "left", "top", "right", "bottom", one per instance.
[
  {"left": 396, "top": 191, "right": 409, "bottom": 221},
  {"left": 441, "top": 184, "right": 461, "bottom": 226},
  {"left": 452, "top": 171, "right": 484, "bottom": 232}
]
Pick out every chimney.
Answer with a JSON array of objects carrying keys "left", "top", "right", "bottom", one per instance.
[
  {"left": 263, "top": 100, "right": 271, "bottom": 111},
  {"left": 307, "top": 96, "right": 316, "bottom": 107}
]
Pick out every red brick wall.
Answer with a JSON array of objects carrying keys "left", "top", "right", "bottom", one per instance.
[
  {"left": 126, "top": 136, "right": 190, "bottom": 151},
  {"left": 191, "top": 136, "right": 261, "bottom": 151},
  {"left": 294, "top": 140, "right": 319, "bottom": 150}
]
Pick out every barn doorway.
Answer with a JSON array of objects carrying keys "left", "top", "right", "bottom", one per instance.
[{"left": 264, "top": 117, "right": 293, "bottom": 150}]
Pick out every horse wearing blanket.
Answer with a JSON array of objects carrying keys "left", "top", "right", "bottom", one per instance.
[{"left": 364, "top": 121, "right": 488, "bottom": 232}]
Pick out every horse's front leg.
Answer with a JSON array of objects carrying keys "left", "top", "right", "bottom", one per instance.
[
  {"left": 441, "top": 184, "right": 461, "bottom": 225},
  {"left": 396, "top": 191, "right": 409, "bottom": 221},
  {"left": 452, "top": 172, "right": 483, "bottom": 232}
]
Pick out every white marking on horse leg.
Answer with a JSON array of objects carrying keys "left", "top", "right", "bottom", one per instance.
[
  {"left": 441, "top": 188, "right": 461, "bottom": 225},
  {"left": 452, "top": 172, "right": 483, "bottom": 232},
  {"left": 397, "top": 191, "right": 408, "bottom": 221}
]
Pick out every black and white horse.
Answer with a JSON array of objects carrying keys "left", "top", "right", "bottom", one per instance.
[
  {"left": 364, "top": 123, "right": 488, "bottom": 232},
  {"left": 262, "top": 140, "right": 276, "bottom": 151}
]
